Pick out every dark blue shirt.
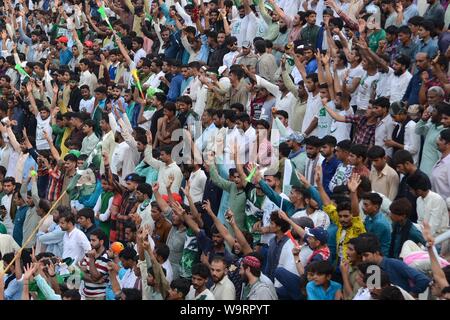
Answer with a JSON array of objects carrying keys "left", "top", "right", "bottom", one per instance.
[
  {"left": 402, "top": 70, "right": 423, "bottom": 105},
  {"left": 164, "top": 31, "right": 183, "bottom": 60},
  {"left": 380, "top": 257, "right": 430, "bottom": 294},
  {"left": 13, "top": 206, "right": 28, "bottom": 246},
  {"left": 167, "top": 73, "right": 184, "bottom": 102},
  {"left": 322, "top": 156, "right": 341, "bottom": 196},
  {"left": 197, "top": 229, "right": 234, "bottom": 266},
  {"left": 265, "top": 235, "right": 289, "bottom": 281}
]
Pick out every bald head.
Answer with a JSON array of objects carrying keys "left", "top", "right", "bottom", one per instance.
[{"left": 415, "top": 52, "right": 429, "bottom": 71}]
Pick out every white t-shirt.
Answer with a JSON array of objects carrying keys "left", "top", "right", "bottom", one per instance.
[
  {"left": 388, "top": 70, "right": 413, "bottom": 103},
  {"left": 302, "top": 92, "right": 321, "bottom": 136},
  {"left": 346, "top": 64, "right": 365, "bottom": 106},
  {"left": 35, "top": 114, "right": 52, "bottom": 150},
  {"left": 79, "top": 97, "right": 95, "bottom": 114},
  {"left": 376, "top": 67, "right": 394, "bottom": 99},
  {"left": 316, "top": 101, "right": 334, "bottom": 138},
  {"left": 356, "top": 71, "right": 379, "bottom": 111},
  {"left": 138, "top": 109, "right": 156, "bottom": 131},
  {"left": 331, "top": 107, "right": 354, "bottom": 142}
]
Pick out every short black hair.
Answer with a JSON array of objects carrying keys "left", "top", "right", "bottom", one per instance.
[
  {"left": 378, "top": 286, "right": 405, "bottom": 300},
  {"left": 90, "top": 229, "right": 109, "bottom": 247},
  {"left": 310, "top": 260, "right": 334, "bottom": 276},
  {"left": 389, "top": 198, "right": 412, "bottom": 217},
  {"left": 406, "top": 172, "right": 431, "bottom": 191},
  {"left": 77, "top": 208, "right": 95, "bottom": 223},
  {"left": 395, "top": 54, "right": 411, "bottom": 69},
  {"left": 361, "top": 192, "right": 383, "bottom": 208},
  {"left": 393, "top": 150, "right": 414, "bottom": 166},
  {"left": 191, "top": 263, "right": 210, "bottom": 279},
  {"left": 62, "top": 289, "right": 81, "bottom": 300},
  {"left": 304, "top": 136, "right": 322, "bottom": 148},
  {"left": 349, "top": 144, "right": 368, "bottom": 160},
  {"left": 372, "top": 97, "right": 390, "bottom": 109},
  {"left": 121, "top": 288, "right": 142, "bottom": 300},
  {"left": 354, "top": 233, "right": 381, "bottom": 254},
  {"left": 137, "top": 183, "right": 153, "bottom": 198},
  {"left": 321, "top": 135, "right": 337, "bottom": 147},
  {"left": 170, "top": 278, "right": 191, "bottom": 298},
  {"left": 119, "top": 247, "right": 138, "bottom": 261},
  {"left": 367, "top": 145, "right": 386, "bottom": 160},
  {"left": 155, "top": 243, "right": 170, "bottom": 262},
  {"left": 440, "top": 128, "right": 450, "bottom": 144},
  {"left": 336, "top": 139, "right": 352, "bottom": 152},
  {"left": 230, "top": 103, "right": 244, "bottom": 112},
  {"left": 270, "top": 211, "right": 290, "bottom": 233},
  {"left": 59, "top": 211, "right": 76, "bottom": 225}
]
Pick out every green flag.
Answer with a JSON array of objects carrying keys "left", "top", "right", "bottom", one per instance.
[
  {"left": 15, "top": 64, "right": 30, "bottom": 78},
  {"left": 98, "top": 6, "right": 113, "bottom": 30}
]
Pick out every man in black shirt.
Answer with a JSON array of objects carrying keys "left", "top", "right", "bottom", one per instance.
[{"left": 393, "top": 149, "right": 431, "bottom": 223}]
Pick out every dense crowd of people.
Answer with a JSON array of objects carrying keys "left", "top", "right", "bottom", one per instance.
[{"left": 0, "top": 0, "right": 449, "bottom": 301}]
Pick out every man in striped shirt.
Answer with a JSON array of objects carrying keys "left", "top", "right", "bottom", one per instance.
[{"left": 80, "top": 229, "right": 110, "bottom": 300}]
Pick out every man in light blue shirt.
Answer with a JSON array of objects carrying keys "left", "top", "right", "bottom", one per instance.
[
  {"left": 2, "top": 252, "right": 24, "bottom": 300},
  {"left": 400, "top": 0, "right": 419, "bottom": 25},
  {"left": 195, "top": 109, "right": 218, "bottom": 155},
  {"left": 418, "top": 20, "right": 439, "bottom": 58}
]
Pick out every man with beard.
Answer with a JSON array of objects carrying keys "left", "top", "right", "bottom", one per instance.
[
  {"left": 303, "top": 136, "right": 324, "bottom": 187},
  {"left": 316, "top": 170, "right": 366, "bottom": 264},
  {"left": 319, "top": 136, "right": 341, "bottom": 196},
  {"left": 222, "top": 37, "right": 240, "bottom": 69},
  {"left": 91, "top": 86, "right": 108, "bottom": 137},
  {"left": 65, "top": 112, "right": 87, "bottom": 151},
  {"left": 387, "top": 55, "right": 413, "bottom": 103},
  {"left": 79, "top": 229, "right": 110, "bottom": 300},
  {"left": 183, "top": 210, "right": 234, "bottom": 267},
  {"left": 0, "top": 177, "right": 16, "bottom": 235},
  {"left": 235, "top": 41, "right": 258, "bottom": 68},
  {"left": 210, "top": 256, "right": 236, "bottom": 300},
  {"left": 415, "top": 101, "right": 445, "bottom": 175},
  {"left": 240, "top": 254, "right": 277, "bottom": 300},
  {"left": 59, "top": 211, "right": 91, "bottom": 264},
  {"left": 114, "top": 173, "right": 142, "bottom": 243},
  {"left": 393, "top": 150, "right": 430, "bottom": 223},
  {"left": 186, "top": 263, "right": 216, "bottom": 300},
  {"left": 206, "top": 31, "right": 229, "bottom": 70},
  {"left": 300, "top": 11, "right": 320, "bottom": 49},
  {"left": 254, "top": 40, "right": 277, "bottom": 83},
  {"left": 402, "top": 52, "right": 430, "bottom": 105},
  {"left": 67, "top": 73, "right": 82, "bottom": 113},
  {"left": 79, "top": 85, "right": 95, "bottom": 115}
]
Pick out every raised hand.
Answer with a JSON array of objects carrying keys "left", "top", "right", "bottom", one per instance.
[
  {"left": 422, "top": 220, "right": 434, "bottom": 247},
  {"left": 314, "top": 165, "right": 322, "bottom": 186},
  {"left": 146, "top": 130, "right": 153, "bottom": 145},
  {"left": 296, "top": 170, "right": 311, "bottom": 189},
  {"left": 347, "top": 173, "right": 361, "bottom": 193},
  {"left": 278, "top": 210, "right": 290, "bottom": 222},
  {"left": 202, "top": 199, "right": 212, "bottom": 214}
]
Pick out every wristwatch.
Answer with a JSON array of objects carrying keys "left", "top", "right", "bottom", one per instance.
[{"left": 295, "top": 259, "right": 301, "bottom": 264}]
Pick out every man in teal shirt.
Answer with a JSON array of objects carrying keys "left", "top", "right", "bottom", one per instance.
[
  {"left": 415, "top": 103, "right": 445, "bottom": 175},
  {"left": 359, "top": 192, "right": 392, "bottom": 257}
]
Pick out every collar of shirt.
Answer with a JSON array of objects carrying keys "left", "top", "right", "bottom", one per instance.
[{"left": 367, "top": 211, "right": 382, "bottom": 222}]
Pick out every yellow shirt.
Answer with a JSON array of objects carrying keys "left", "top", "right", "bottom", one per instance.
[{"left": 323, "top": 204, "right": 366, "bottom": 261}]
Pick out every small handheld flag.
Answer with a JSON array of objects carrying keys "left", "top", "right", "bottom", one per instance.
[
  {"left": 15, "top": 64, "right": 30, "bottom": 78},
  {"left": 98, "top": 6, "right": 113, "bottom": 31},
  {"left": 245, "top": 165, "right": 258, "bottom": 183},
  {"left": 131, "top": 69, "right": 145, "bottom": 100},
  {"left": 285, "top": 230, "right": 300, "bottom": 248}
]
